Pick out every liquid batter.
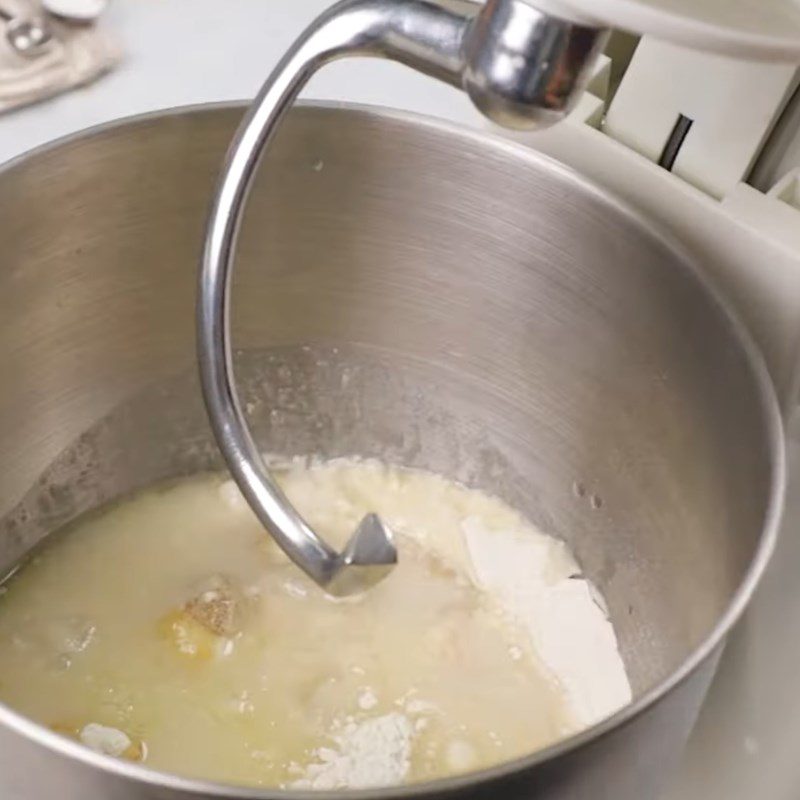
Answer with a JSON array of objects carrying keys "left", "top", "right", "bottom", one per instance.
[{"left": 0, "top": 458, "right": 631, "bottom": 788}]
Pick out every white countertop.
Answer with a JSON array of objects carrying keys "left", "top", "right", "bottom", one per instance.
[{"left": 0, "top": 0, "right": 483, "bottom": 164}]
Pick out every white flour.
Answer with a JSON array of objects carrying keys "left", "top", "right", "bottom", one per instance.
[
  {"left": 291, "top": 712, "right": 413, "bottom": 789},
  {"left": 273, "top": 457, "right": 632, "bottom": 788},
  {"left": 462, "top": 517, "right": 632, "bottom": 727}
]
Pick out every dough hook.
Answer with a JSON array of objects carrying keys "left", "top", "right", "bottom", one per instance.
[{"left": 197, "top": 0, "right": 607, "bottom": 595}]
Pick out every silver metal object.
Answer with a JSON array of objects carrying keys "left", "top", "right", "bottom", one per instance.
[
  {"left": 0, "top": 103, "right": 780, "bottom": 799},
  {"left": 1, "top": 12, "right": 53, "bottom": 58},
  {"left": 198, "top": 0, "right": 608, "bottom": 593}
]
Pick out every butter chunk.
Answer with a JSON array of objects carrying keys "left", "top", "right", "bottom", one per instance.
[{"left": 51, "top": 722, "right": 146, "bottom": 762}]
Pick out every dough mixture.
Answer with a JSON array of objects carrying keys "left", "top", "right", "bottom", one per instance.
[{"left": 0, "top": 458, "right": 631, "bottom": 788}]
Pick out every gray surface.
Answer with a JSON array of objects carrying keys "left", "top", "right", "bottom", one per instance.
[
  {"left": 0, "top": 0, "right": 482, "bottom": 165},
  {"left": 666, "top": 413, "right": 800, "bottom": 800}
]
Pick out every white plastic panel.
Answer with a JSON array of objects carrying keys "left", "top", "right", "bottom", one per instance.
[
  {"left": 532, "top": 0, "right": 800, "bottom": 61},
  {"left": 723, "top": 181, "right": 800, "bottom": 251},
  {"left": 603, "top": 38, "right": 800, "bottom": 199}
]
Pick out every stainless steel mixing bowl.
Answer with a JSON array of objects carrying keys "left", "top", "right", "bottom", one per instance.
[{"left": 0, "top": 103, "right": 784, "bottom": 800}]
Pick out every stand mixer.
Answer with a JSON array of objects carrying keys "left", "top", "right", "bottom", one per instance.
[{"left": 0, "top": 1, "right": 799, "bottom": 798}]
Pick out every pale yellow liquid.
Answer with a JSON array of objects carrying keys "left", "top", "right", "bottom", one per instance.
[{"left": 0, "top": 460, "right": 577, "bottom": 789}]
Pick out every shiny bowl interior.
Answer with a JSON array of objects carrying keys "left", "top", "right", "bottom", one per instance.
[{"left": 0, "top": 103, "right": 782, "bottom": 792}]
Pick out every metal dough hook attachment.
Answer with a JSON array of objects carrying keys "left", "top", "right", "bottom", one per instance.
[{"left": 197, "top": 0, "right": 607, "bottom": 596}]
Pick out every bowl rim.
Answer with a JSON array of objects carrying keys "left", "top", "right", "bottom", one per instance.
[{"left": 0, "top": 100, "right": 786, "bottom": 799}]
